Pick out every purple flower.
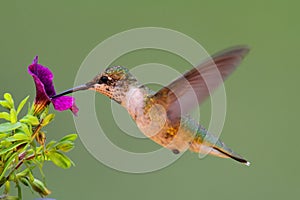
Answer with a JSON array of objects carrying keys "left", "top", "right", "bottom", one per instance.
[{"left": 28, "top": 56, "right": 78, "bottom": 115}]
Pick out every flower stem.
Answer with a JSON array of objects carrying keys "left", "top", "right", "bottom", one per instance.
[
  {"left": 16, "top": 179, "right": 22, "bottom": 199},
  {"left": 0, "top": 154, "right": 38, "bottom": 188},
  {"left": 31, "top": 119, "right": 44, "bottom": 141}
]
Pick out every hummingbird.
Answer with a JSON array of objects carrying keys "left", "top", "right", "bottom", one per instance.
[{"left": 52, "top": 46, "right": 250, "bottom": 166}]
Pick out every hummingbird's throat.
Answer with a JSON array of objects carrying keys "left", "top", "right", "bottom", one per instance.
[{"left": 123, "top": 87, "right": 145, "bottom": 118}]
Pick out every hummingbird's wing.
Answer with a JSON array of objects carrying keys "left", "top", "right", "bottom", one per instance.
[{"left": 151, "top": 46, "right": 249, "bottom": 122}]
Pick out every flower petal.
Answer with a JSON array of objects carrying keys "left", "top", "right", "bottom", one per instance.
[
  {"left": 28, "top": 56, "right": 52, "bottom": 114},
  {"left": 52, "top": 96, "right": 79, "bottom": 116},
  {"left": 30, "top": 73, "right": 51, "bottom": 103},
  {"left": 28, "top": 56, "right": 79, "bottom": 115},
  {"left": 70, "top": 104, "right": 79, "bottom": 116},
  {"left": 28, "top": 56, "right": 56, "bottom": 98}
]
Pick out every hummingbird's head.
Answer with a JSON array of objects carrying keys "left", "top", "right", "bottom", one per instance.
[
  {"left": 51, "top": 66, "right": 138, "bottom": 104},
  {"left": 87, "top": 66, "right": 138, "bottom": 103}
]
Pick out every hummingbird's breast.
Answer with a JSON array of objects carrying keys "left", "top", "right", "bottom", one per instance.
[
  {"left": 122, "top": 86, "right": 148, "bottom": 120},
  {"left": 123, "top": 86, "right": 197, "bottom": 154}
]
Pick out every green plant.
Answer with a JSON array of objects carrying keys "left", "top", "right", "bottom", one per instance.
[
  {"left": 0, "top": 93, "right": 77, "bottom": 199},
  {"left": 0, "top": 56, "right": 79, "bottom": 199}
]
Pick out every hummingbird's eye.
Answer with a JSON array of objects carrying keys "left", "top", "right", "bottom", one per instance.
[{"left": 99, "top": 76, "right": 109, "bottom": 84}]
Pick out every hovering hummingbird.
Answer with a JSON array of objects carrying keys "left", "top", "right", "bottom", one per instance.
[{"left": 52, "top": 46, "right": 250, "bottom": 166}]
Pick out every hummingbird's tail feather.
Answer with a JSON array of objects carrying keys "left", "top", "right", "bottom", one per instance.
[
  {"left": 189, "top": 138, "right": 250, "bottom": 166},
  {"left": 189, "top": 127, "right": 250, "bottom": 166},
  {"left": 212, "top": 146, "right": 250, "bottom": 166}
]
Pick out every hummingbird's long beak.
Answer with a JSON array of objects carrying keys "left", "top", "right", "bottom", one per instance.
[{"left": 51, "top": 84, "right": 92, "bottom": 99}]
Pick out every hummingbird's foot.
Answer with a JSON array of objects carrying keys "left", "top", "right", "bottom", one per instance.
[{"left": 172, "top": 149, "right": 180, "bottom": 154}]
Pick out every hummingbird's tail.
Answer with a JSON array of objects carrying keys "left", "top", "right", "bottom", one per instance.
[{"left": 190, "top": 135, "right": 250, "bottom": 166}]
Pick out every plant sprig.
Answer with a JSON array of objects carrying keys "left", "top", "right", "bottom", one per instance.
[{"left": 0, "top": 93, "right": 77, "bottom": 199}]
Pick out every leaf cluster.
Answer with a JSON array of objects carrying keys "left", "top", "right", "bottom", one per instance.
[{"left": 0, "top": 93, "right": 77, "bottom": 199}]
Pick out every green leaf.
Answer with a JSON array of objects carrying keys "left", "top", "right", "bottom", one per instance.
[
  {"left": 46, "top": 140, "right": 56, "bottom": 150},
  {"left": 0, "top": 100, "right": 11, "bottom": 109},
  {"left": 30, "top": 178, "right": 51, "bottom": 196},
  {"left": 3, "top": 150, "right": 14, "bottom": 162},
  {"left": 20, "top": 115, "right": 39, "bottom": 126},
  {"left": 0, "top": 175, "right": 5, "bottom": 186},
  {"left": 6, "top": 133, "right": 30, "bottom": 142},
  {"left": 4, "top": 93, "right": 14, "bottom": 108},
  {"left": 16, "top": 168, "right": 30, "bottom": 178},
  {"left": 40, "top": 106, "right": 49, "bottom": 119},
  {"left": 0, "top": 112, "right": 10, "bottom": 121},
  {"left": 4, "top": 180, "right": 10, "bottom": 194},
  {"left": 10, "top": 109, "right": 17, "bottom": 124},
  {"left": 19, "top": 176, "right": 35, "bottom": 194},
  {"left": 16, "top": 95, "right": 29, "bottom": 115},
  {"left": 59, "top": 134, "right": 78, "bottom": 142},
  {"left": 20, "top": 123, "right": 32, "bottom": 137},
  {"left": 20, "top": 177, "right": 30, "bottom": 186},
  {"left": 47, "top": 151, "right": 73, "bottom": 169},
  {"left": 0, "top": 133, "right": 9, "bottom": 139},
  {"left": 24, "top": 149, "right": 34, "bottom": 157},
  {"left": 0, "top": 152, "right": 18, "bottom": 180},
  {"left": 55, "top": 141, "right": 74, "bottom": 152},
  {"left": 35, "top": 146, "right": 44, "bottom": 155},
  {"left": 1, "top": 195, "right": 19, "bottom": 200},
  {"left": 41, "top": 113, "right": 55, "bottom": 127},
  {"left": 0, "top": 139, "right": 11, "bottom": 149},
  {"left": 0, "top": 122, "right": 21, "bottom": 132},
  {"left": 0, "top": 141, "right": 27, "bottom": 156},
  {"left": 28, "top": 102, "right": 33, "bottom": 114},
  {"left": 27, "top": 170, "right": 35, "bottom": 182}
]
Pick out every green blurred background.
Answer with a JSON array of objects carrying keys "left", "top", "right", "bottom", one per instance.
[{"left": 0, "top": 0, "right": 299, "bottom": 199}]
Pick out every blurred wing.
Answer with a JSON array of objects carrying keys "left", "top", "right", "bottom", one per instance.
[{"left": 151, "top": 46, "right": 249, "bottom": 122}]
